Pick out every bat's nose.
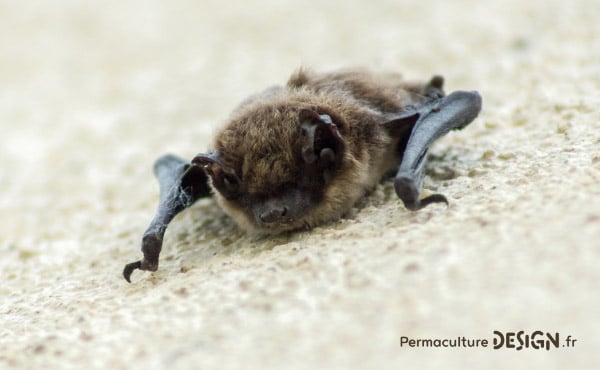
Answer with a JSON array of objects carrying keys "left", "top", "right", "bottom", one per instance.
[{"left": 259, "top": 205, "right": 288, "bottom": 223}]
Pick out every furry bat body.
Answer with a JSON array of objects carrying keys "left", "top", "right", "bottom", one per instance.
[{"left": 123, "top": 68, "right": 482, "bottom": 282}]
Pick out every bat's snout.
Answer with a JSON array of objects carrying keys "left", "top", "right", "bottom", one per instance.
[
  {"left": 252, "top": 189, "right": 311, "bottom": 228},
  {"left": 258, "top": 205, "right": 289, "bottom": 224},
  {"left": 255, "top": 196, "right": 292, "bottom": 225}
]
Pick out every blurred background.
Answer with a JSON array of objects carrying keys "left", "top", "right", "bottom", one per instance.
[{"left": 1, "top": 0, "right": 598, "bottom": 369}]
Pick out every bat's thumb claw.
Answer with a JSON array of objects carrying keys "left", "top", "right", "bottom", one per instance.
[
  {"left": 395, "top": 176, "right": 449, "bottom": 211},
  {"left": 418, "top": 194, "right": 449, "bottom": 209},
  {"left": 123, "top": 260, "right": 142, "bottom": 283},
  {"left": 122, "top": 256, "right": 160, "bottom": 283}
]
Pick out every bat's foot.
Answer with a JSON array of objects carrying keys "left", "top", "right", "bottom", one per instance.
[
  {"left": 394, "top": 175, "right": 448, "bottom": 211},
  {"left": 424, "top": 75, "right": 445, "bottom": 99}
]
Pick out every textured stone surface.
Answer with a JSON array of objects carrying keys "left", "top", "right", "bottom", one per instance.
[{"left": 1, "top": 0, "right": 598, "bottom": 369}]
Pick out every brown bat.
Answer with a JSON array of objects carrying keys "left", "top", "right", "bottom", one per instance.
[{"left": 123, "top": 68, "right": 482, "bottom": 282}]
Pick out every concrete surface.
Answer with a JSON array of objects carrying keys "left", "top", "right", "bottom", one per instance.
[{"left": 1, "top": 0, "right": 598, "bottom": 369}]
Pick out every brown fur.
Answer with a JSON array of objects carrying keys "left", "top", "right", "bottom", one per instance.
[{"left": 209, "top": 68, "right": 431, "bottom": 235}]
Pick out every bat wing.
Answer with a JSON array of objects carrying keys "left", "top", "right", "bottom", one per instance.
[
  {"left": 123, "top": 155, "right": 211, "bottom": 282},
  {"left": 385, "top": 89, "right": 482, "bottom": 210}
]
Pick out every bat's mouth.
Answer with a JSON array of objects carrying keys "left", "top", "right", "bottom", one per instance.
[
  {"left": 252, "top": 218, "right": 308, "bottom": 236},
  {"left": 254, "top": 213, "right": 301, "bottom": 230},
  {"left": 249, "top": 187, "right": 314, "bottom": 232}
]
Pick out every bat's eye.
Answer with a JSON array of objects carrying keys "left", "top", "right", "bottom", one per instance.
[
  {"left": 214, "top": 173, "right": 241, "bottom": 200},
  {"left": 223, "top": 176, "right": 238, "bottom": 193}
]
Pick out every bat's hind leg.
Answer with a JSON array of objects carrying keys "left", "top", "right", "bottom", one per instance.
[
  {"left": 123, "top": 154, "right": 211, "bottom": 282},
  {"left": 394, "top": 90, "right": 482, "bottom": 210}
]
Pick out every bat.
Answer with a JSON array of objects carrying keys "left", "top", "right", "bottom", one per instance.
[{"left": 123, "top": 68, "right": 482, "bottom": 282}]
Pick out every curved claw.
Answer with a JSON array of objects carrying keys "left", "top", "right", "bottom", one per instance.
[
  {"left": 123, "top": 255, "right": 160, "bottom": 283},
  {"left": 123, "top": 261, "right": 142, "bottom": 283},
  {"left": 418, "top": 193, "right": 449, "bottom": 209},
  {"left": 394, "top": 175, "right": 448, "bottom": 211}
]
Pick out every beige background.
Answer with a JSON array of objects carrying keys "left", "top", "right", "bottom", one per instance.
[{"left": 1, "top": 0, "right": 598, "bottom": 369}]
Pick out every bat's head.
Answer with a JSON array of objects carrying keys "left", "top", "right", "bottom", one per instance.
[{"left": 193, "top": 99, "right": 374, "bottom": 235}]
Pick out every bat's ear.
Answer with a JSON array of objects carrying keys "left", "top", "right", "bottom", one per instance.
[
  {"left": 299, "top": 109, "right": 345, "bottom": 177},
  {"left": 192, "top": 151, "right": 240, "bottom": 198}
]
